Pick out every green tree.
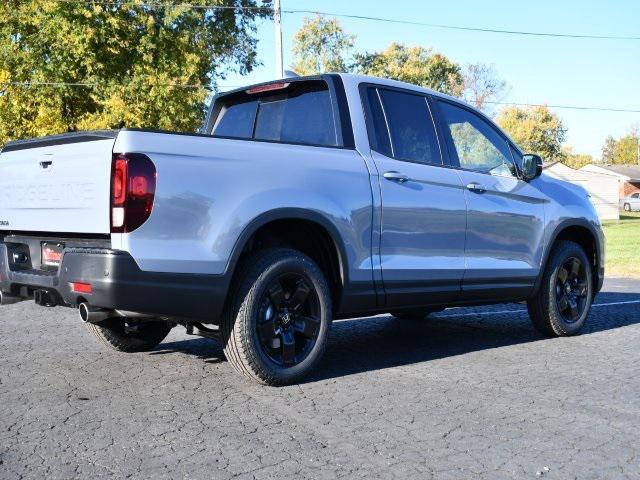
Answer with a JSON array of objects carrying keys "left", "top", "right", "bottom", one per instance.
[
  {"left": 0, "top": 0, "right": 268, "bottom": 144},
  {"left": 612, "top": 133, "right": 639, "bottom": 165},
  {"left": 496, "top": 105, "right": 567, "bottom": 162},
  {"left": 353, "top": 43, "right": 464, "bottom": 96},
  {"left": 290, "top": 15, "right": 355, "bottom": 75}
]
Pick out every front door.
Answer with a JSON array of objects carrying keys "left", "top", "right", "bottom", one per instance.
[
  {"left": 435, "top": 99, "right": 546, "bottom": 300},
  {"left": 362, "top": 86, "right": 467, "bottom": 308}
]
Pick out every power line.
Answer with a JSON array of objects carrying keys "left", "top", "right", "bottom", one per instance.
[
  {"left": 283, "top": 9, "right": 640, "bottom": 41},
  {"left": 49, "top": 2, "right": 640, "bottom": 41},
  {"left": 3, "top": 81, "right": 640, "bottom": 113}
]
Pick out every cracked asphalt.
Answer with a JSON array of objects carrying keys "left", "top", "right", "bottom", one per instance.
[{"left": 1, "top": 277, "right": 640, "bottom": 479}]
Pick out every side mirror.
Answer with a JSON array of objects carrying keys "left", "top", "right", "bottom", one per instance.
[{"left": 521, "top": 154, "right": 543, "bottom": 181}]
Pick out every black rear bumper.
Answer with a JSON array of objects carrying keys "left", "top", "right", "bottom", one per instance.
[{"left": 0, "top": 243, "right": 228, "bottom": 322}]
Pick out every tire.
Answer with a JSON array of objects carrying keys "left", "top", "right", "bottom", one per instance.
[
  {"left": 624, "top": 203, "right": 631, "bottom": 212},
  {"left": 86, "top": 317, "right": 173, "bottom": 353},
  {"left": 390, "top": 308, "right": 442, "bottom": 320},
  {"left": 221, "top": 248, "right": 332, "bottom": 386},
  {"left": 527, "top": 240, "right": 594, "bottom": 337}
]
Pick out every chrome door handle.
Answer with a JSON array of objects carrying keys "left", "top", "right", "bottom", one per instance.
[
  {"left": 383, "top": 171, "right": 409, "bottom": 183},
  {"left": 466, "top": 182, "right": 486, "bottom": 193}
]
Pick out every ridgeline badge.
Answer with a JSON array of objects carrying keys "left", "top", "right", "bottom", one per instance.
[{"left": 0, "top": 221, "right": 9, "bottom": 226}]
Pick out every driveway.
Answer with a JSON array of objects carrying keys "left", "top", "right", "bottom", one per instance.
[{"left": 1, "top": 278, "right": 639, "bottom": 479}]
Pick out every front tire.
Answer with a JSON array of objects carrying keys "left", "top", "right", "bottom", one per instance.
[
  {"left": 222, "top": 248, "right": 332, "bottom": 386},
  {"left": 624, "top": 203, "right": 631, "bottom": 212},
  {"left": 527, "top": 240, "right": 593, "bottom": 337},
  {"left": 86, "top": 318, "right": 173, "bottom": 353}
]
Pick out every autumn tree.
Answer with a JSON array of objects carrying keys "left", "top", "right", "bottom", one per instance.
[
  {"left": 561, "top": 146, "right": 593, "bottom": 169},
  {"left": 353, "top": 43, "right": 464, "bottom": 96},
  {"left": 0, "top": 0, "right": 268, "bottom": 144},
  {"left": 290, "top": 15, "right": 355, "bottom": 75},
  {"left": 463, "top": 63, "right": 508, "bottom": 112},
  {"left": 496, "top": 105, "right": 567, "bottom": 162}
]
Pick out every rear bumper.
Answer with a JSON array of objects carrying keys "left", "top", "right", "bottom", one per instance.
[{"left": 0, "top": 243, "right": 228, "bottom": 321}]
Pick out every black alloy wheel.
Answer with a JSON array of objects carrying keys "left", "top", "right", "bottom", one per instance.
[
  {"left": 554, "top": 256, "right": 589, "bottom": 323},
  {"left": 257, "top": 273, "right": 321, "bottom": 366}
]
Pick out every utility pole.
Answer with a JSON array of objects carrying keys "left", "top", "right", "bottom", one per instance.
[{"left": 274, "top": 0, "right": 284, "bottom": 79}]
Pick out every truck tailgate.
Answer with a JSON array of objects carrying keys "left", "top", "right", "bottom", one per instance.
[{"left": 0, "top": 132, "right": 117, "bottom": 234}]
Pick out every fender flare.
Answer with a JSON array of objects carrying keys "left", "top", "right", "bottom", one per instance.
[
  {"left": 223, "top": 208, "right": 350, "bottom": 286},
  {"left": 532, "top": 218, "right": 604, "bottom": 295}
]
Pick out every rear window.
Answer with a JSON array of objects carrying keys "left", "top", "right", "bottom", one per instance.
[{"left": 212, "top": 81, "right": 339, "bottom": 147}]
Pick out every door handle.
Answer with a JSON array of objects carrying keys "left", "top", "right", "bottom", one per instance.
[
  {"left": 383, "top": 171, "right": 409, "bottom": 183},
  {"left": 466, "top": 182, "right": 486, "bottom": 193}
]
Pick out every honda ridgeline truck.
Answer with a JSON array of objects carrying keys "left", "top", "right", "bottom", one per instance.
[{"left": 0, "top": 74, "right": 604, "bottom": 385}]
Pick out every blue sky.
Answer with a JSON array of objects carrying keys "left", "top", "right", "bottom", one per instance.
[{"left": 222, "top": 0, "right": 640, "bottom": 159}]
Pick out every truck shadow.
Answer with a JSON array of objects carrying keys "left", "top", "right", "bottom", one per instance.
[{"left": 155, "top": 291, "right": 640, "bottom": 383}]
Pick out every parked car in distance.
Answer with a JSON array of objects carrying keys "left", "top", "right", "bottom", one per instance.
[
  {"left": 621, "top": 192, "right": 640, "bottom": 212},
  {"left": 0, "top": 74, "right": 604, "bottom": 385}
]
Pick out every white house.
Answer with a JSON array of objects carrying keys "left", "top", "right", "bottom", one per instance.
[
  {"left": 580, "top": 164, "right": 640, "bottom": 199},
  {"left": 544, "top": 162, "right": 620, "bottom": 221}
]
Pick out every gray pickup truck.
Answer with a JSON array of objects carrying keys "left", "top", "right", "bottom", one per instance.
[{"left": 0, "top": 74, "right": 604, "bottom": 385}]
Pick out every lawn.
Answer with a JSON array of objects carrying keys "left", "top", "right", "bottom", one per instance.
[{"left": 602, "top": 211, "right": 640, "bottom": 278}]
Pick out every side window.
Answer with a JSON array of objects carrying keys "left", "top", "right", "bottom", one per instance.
[
  {"left": 633, "top": 193, "right": 640, "bottom": 199},
  {"left": 438, "top": 101, "right": 516, "bottom": 177},
  {"left": 376, "top": 89, "right": 442, "bottom": 165},
  {"left": 213, "top": 100, "right": 258, "bottom": 139},
  {"left": 364, "top": 87, "right": 392, "bottom": 158}
]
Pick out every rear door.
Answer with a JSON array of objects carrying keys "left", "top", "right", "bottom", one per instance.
[
  {"left": 0, "top": 133, "right": 116, "bottom": 234},
  {"left": 434, "top": 99, "right": 546, "bottom": 300},
  {"left": 362, "top": 86, "right": 467, "bottom": 307}
]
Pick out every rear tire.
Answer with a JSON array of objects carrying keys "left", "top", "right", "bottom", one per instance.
[
  {"left": 86, "top": 318, "right": 173, "bottom": 353},
  {"left": 527, "top": 240, "right": 593, "bottom": 337},
  {"left": 221, "top": 248, "right": 332, "bottom": 386},
  {"left": 624, "top": 203, "right": 631, "bottom": 212}
]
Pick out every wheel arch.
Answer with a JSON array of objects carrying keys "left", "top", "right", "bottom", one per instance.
[
  {"left": 533, "top": 219, "right": 603, "bottom": 297},
  {"left": 223, "top": 208, "right": 349, "bottom": 308}
]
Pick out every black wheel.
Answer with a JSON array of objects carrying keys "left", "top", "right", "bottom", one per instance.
[
  {"left": 390, "top": 308, "right": 442, "bottom": 320},
  {"left": 624, "top": 203, "right": 631, "bottom": 212},
  {"left": 222, "top": 248, "right": 332, "bottom": 386},
  {"left": 86, "top": 317, "right": 173, "bottom": 353},
  {"left": 527, "top": 240, "right": 593, "bottom": 337}
]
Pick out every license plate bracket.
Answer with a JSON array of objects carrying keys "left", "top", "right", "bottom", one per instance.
[{"left": 42, "top": 242, "right": 64, "bottom": 268}]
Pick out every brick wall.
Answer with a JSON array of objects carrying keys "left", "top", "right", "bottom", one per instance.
[{"left": 621, "top": 181, "right": 640, "bottom": 197}]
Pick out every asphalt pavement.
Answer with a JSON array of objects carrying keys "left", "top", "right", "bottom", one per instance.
[{"left": 1, "top": 278, "right": 639, "bottom": 479}]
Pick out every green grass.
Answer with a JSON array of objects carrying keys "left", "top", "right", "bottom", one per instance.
[{"left": 602, "top": 211, "right": 640, "bottom": 278}]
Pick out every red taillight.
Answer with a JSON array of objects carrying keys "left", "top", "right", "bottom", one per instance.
[
  {"left": 111, "top": 153, "right": 156, "bottom": 233},
  {"left": 70, "top": 282, "right": 93, "bottom": 294}
]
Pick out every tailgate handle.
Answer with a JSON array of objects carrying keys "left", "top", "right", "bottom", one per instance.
[{"left": 39, "top": 160, "right": 53, "bottom": 169}]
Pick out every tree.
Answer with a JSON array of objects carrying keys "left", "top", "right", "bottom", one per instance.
[
  {"left": 601, "top": 135, "right": 617, "bottom": 164},
  {"left": 496, "top": 105, "right": 567, "bottom": 162},
  {"left": 353, "top": 43, "right": 464, "bottom": 96},
  {"left": 561, "top": 146, "right": 593, "bottom": 169},
  {"left": 612, "top": 134, "right": 639, "bottom": 165},
  {"left": 0, "top": 0, "right": 268, "bottom": 144},
  {"left": 462, "top": 63, "right": 508, "bottom": 112},
  {"left": 290, "top": 15, "right": 355, "bottom": 76}
]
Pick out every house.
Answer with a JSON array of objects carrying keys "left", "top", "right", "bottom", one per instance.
[
  {"left": 580, "top": 164, "right": 640, "bottom": 198},
  {"left": 544, "top": 162, "right": 620, "bottom": 221}
]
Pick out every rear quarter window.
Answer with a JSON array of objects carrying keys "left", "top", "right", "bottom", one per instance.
[{"left": 212, "top": 81, "right": 338, "bottom": 147}]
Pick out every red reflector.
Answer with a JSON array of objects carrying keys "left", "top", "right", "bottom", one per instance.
[
  {"left": 70, "top": 282, "right": 92, "bottom": 294},
  {"left": 246, "top": 82, "right": 290, "bottom": 94}
]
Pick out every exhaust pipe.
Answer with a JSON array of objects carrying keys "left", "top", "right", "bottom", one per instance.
[
  {"left": 0, "top": 291, "right": 27, "bottom": 306},
  {"left": 78, "top": 303, "right": 115, "bottom": 324},
  {"left": 34, "top": 289, "right": 57, "bottom": 307}
]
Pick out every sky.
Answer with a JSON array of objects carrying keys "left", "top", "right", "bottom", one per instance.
[{"left": 222, "top": 0, "right": 640, "bottom": 159}]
